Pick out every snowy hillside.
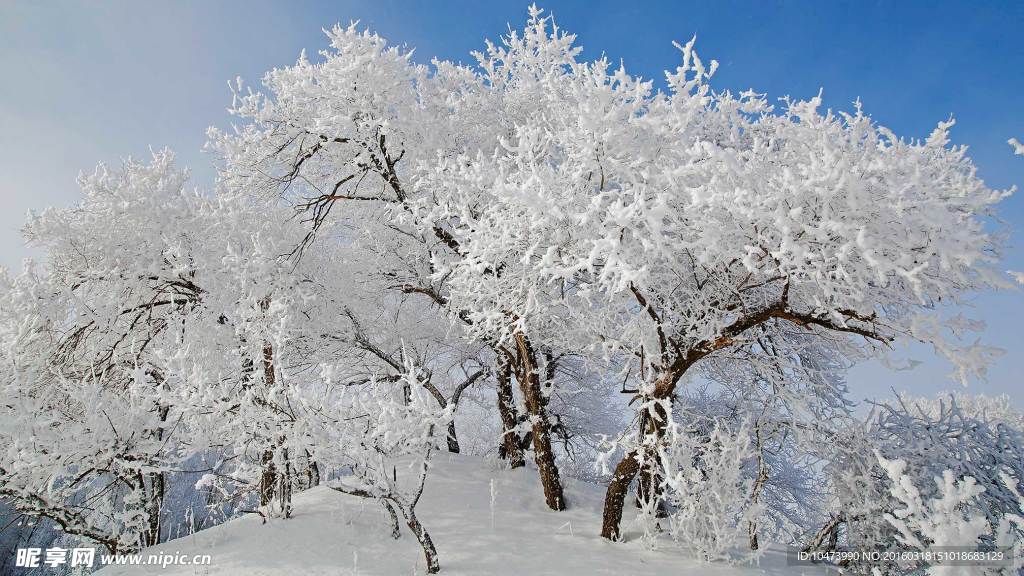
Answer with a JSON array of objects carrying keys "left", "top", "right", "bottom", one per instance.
[{"left": 97, "top": 455, "right": 827, "bottom": 576}]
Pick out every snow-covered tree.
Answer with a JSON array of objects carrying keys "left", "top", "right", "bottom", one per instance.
[
  {"left": 406, "top": 9, "right": 1013, "bottom": 540},
  {"left": 310, "top": 357, "right": 451, "bottom": 573},
  {"left": 0, "top": 151, "right": 206, "bottom": 553},
  {"left": 205, "top": 13, "right": 574, "bottom": 511}
]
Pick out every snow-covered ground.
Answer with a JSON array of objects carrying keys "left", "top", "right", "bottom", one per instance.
[{"left": 97, "top": 454, "right": 829, "bottom": 575}]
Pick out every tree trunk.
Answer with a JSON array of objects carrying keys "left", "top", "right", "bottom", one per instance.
[
  {"left": 143, "top": 401, "right": 170, "bottom": 547},
  {"left": 634, "top": 408, "right": 667, "bottom": 515},
  {"left": 260, "top": 332, "right": 277, "bottom": 509},
  {"left": 258, "top": 329, "right": 291, "bottom": 517},
  {"left": 635, "top": 462, "right": 660, "bottom": 510},
  {"left": 420, "top": 382, "right": 461, "bottom": 453},
  {"left": 144, "top": 471, "right": 165, "bottom": 547},
  {"left": 748, "top": 435, "right": 769, "bottom": 551},
  {"left": 495, "top": 359, "right": 525, "bottom": 468},
  {"left": 601, "top": 382, "right": 672, "bottom": 540},
  {"left": 445, "top": 421, "right": 460, "bottom": 454},
  {"left": 279, "top": 447, "right": 293, "bottom": 519},
  {"left": 259, "top": 449, "right": 277, "bottom": 508},
  {"left": 382, "top": 500, "right": 401, "bottom": 540},
  {"left": 400, "top": 506, "right": 440, "bottom": 574},
  {"left": 513, "top": 333, "right": 566, "bottom": 511},
  {"left": 306, "top": 451, "right": 321, "bottom": 488},
  {"left": 600, "top": 449, "right": 641, "bottom": 541},
  {"left": 804, "top": 515, "right": 843, "bottom": 553}
]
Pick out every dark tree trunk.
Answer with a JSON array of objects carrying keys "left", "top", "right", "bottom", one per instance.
[
  {"left": 258, "top": 333, "right": 291, "bottom": 517},
  {"left": 421, "top": 369, "right": 483, "bottom": 455},
  {"left": 260, "top": 336, "right": 279, "bottom": 510},
  {"left": 445, "top": 421, "right": 460, "bottom": 454},
  {"left": 259, "top": 450, "right": 277, "bottom": 507},
  {"left": 280, "top": 446, "right": 293, "bottom": 518},
  {"left": 306, "top": 451, "right": 321, "bottom": 488},
  {"left": 634, "top": 408, "right": 667, "bottom": 515},
  {"left": 804, "top": 514, "right": 843, "bottom": 553},
  {"left": 420, "top": 384, "right": 461, "bottom": 453},
  {"left": 513, "top": 333, "right": 565, "bottom": 511},
  {"left": 635, "top": 462, "right": 659, "bottom": 509},
  {"left": 495, "top": 359, "right": 525, "bottom": 468},
  {"left": 600, "top": 449, "right": 641, "bottom": 541},
  {"left": 259, "top": 446, "right": 292, "bottom": 517},
  {"left": 601, "top": 378, "right": 673, "bottom": 540},
  {"left": 143, "top": 401, "right": 170, "bottom": 547},
  {"left": 144, "top": 471, "right": 165, "bottom": 547}
]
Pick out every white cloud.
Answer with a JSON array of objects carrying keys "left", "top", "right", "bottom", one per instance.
[{"left": 1008, "top": 137, "right": 1024, "bottom": 156}]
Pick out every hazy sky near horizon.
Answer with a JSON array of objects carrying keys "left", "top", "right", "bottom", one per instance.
[{"left": 1, "top": 0, "right": 1022, "bottom": 406}]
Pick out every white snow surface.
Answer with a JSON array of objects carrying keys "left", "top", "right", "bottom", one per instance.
[{"left": 98, "top": 454, "right": 828, "bottom": 575}]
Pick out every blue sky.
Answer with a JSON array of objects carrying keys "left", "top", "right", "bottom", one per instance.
[{"left": 1, "top": 0, "right": 1021, "bottom": 405}]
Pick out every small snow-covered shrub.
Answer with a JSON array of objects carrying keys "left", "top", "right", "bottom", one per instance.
[
  {"left": 657, "top": 413, "right": 763, "bottom": 562},
  {"left": 879, "top": 456, "right": 991, "bottom": 575},
  {"left": 876, "top": 456, "right": 1024, "bottom": 576},
  {"left": 818, "top": 395, "right": 1024, "bottom": 574}
]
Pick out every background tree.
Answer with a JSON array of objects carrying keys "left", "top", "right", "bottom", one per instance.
[{"left": 0, "top": 152, "right": 206, "bottom": 553}]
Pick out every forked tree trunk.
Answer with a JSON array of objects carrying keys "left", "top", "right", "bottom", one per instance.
[
  {"left": 513, "top": 333, "right": 566, "bottom": 511},
  {"left": 495, "top": 359, "right": 525, "bottom": 468},
  {"left": 421, "top": 369, "right": 485, "bottom": 455},
  {"left": 601, "top": 380, "right": 673, "bottom": 540},
  {"left": 131, "top": 469, "right": 165, "bottom": 549},
  {"left": 329, "top": 488, "right": 437, "bottom": 572},
  {"left": 805, "top": 514, "right": 843, "bottom": 553},
  {"left": 259, "top": 445, "right": 292, "bottom": 517}
]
